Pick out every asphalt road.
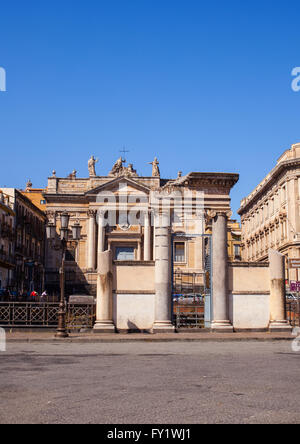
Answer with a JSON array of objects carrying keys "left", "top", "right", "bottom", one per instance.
[{"left": 0, "top": 341, "right": 300, "bottom": 424}]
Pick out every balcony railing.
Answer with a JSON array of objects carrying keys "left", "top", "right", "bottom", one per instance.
[
  {"left": 0, "top": 251, "right": 15, "bottom": 266},
  {"left": 0, "top": 223, "right": 15, "bottom": 240}
]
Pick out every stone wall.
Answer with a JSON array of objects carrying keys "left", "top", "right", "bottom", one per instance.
[
  {"left": 228, "top": 262, "right": 270, "bottom": 331},
  {"left": 112, "top": 261, "right": 156, "bottom": 332}
]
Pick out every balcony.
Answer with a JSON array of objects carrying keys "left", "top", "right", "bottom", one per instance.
[
  {"left": 0, "top": 251, "right": 15, "bottom": 268},
  {"left": 0, "top": 223, "right": 15, "bottom": 240}
]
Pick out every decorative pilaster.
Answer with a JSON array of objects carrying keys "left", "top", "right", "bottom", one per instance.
[
  {"left": 209, "top": 210, "right": 233, "bottom": 332},
  {"left": 87, "top": 210, "right": 96, "bottom": 271},
  {"left": 153, "top": 211, "right": 175, "bottom": 333}
]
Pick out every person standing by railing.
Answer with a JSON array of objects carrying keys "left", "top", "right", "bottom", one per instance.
[
  {"left": 30, "top": 290, "right": 38, "bottom": 302},
  {"left": 40, "top": 290, "right": 47, "bottom": 303}
]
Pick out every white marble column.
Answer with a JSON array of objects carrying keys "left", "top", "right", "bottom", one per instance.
[
  {"left": 269, "top": 249, "right": 291, "bottom": 332},
  {"left": 87, "top": 210, "right": 96, "bottom": 271},
  {"left": 210, "top": 211, "right": 233, "bottom": 332},
  {"left": 144, "top": 211, "right": 151, "bottom": 261},
  {"left": 153, "top": 211, "right": 175, "bottom": 333},
  {"left": 93, "top": 250, "right": 115, "bottom": 333},
  {"left": 97, "top": 211, "right": 105, "bottom": 268}
]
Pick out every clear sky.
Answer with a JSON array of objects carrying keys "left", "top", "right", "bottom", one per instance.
[{"left": 1, "top": 0, "right": 300, "bottom": 217}]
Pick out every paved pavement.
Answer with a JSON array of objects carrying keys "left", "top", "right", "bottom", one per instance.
[
  {"left": 0, "top": 340, "right": 300, "bottom": 424},
  {"left": 3, "top": 330, "right": 295, "bottom": 343}
]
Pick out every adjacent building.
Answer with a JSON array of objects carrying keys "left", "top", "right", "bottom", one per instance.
[
  {"left": 0, "top": 191, "right": 15, "bottom": 289},
  {"left": 238, "top": 143, "right": 300, "bottom": 281},
  {"left": 21, "top": 180, "right": 47, "bottom": 212},
  {"left": 0, "top": 188, "right": 46, "bottom": 294}
]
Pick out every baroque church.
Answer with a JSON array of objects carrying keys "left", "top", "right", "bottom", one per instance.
[{"left": 44, "top": 155, "right": 240, "bottom": 332}]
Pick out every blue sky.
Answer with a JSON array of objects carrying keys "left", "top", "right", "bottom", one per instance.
[{"left": 1, "top": 0, "right": 300, "bottom": 217}]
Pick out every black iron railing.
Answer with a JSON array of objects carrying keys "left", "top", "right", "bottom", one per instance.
[{"left": 0, "top": 302, "right": 96, "bottom": 329}]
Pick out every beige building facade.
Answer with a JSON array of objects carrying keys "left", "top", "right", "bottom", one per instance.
[
  {"left": 42, "top": 157, "right": 291, "bottom": 332},
  {"left": 44, "top": 158, "right": 239, "bottom": 332},
  {"left": 238, "top": 143, "right": 300, "bottom": 282}
]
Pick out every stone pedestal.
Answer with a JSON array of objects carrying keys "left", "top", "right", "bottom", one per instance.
[
  {"left": 269, "top": 249, "right": 292, "bottom": 332},
  {"left": 153, "top": 212, "right": 175, "bottom": 333},
  {"left": 211, "top": 211, "right": 233, "bottom": 332},
  {"left": 93, "top": 250, "right": 115, "bottom": 333}
]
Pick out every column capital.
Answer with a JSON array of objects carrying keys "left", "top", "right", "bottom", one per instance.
[
  {"left": 153, "top": 209, "right": 171, "bottom": 228},
  {"left": 206, "top": 210, "right": 232, "bottom": 220},
  {"left": 87, "top": 209, "right": 97, "bottom": 218}
]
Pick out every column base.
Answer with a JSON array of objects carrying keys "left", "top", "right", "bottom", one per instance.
[
  {"left": 211, "top": 320, "right": 234, "bottom": 333},
  {"left": 269, "top": 320, "right": 292, "bottom": 333},
  {"left": 93, "top": 321, "right": 116, "bottom": 334},
  {"left": 152, "top": 321, "right": 175, "bottom": 334}
]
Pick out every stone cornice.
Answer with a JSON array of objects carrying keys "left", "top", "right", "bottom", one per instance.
[
  {"left": 164, "top": 172, "right": 239, "bottom": 191},
  {"left": 229, "top": 261, "right": 269, "bottom": 268},
  {"left": 238, "top": 158, "right": 300, "bottom": 215}
]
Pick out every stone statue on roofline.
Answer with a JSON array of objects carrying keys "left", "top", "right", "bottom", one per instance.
[
  {"left": 26, "top": 179, "right": 32, "bottom": 191},
  {"left": 68, "top": 170, "right": 77, "bottom": 179},
  {"left": 88, "top": 155, "right": 99, "bottom": 177},
  {"left": 109, "top": 157, "right": 125, "bottom": 177},
  {"left": 149, "top": 157, "right": 160, "bottom": 177},
  {"left": 124, "top": 163, "right": 138, "bottom": 177},
  {"left": 109, "top": 157, "right": 139, "bottom": 178}
]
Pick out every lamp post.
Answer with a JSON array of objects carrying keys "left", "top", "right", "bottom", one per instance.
[{"left": 46, "top": 213, "right": 82, "bottom": 338}]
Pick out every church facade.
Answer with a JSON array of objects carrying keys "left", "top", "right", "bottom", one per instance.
[{"left": 44, "top": 156, "right": 240, "bottom": 332}]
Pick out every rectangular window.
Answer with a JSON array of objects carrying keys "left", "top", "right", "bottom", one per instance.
[
  {"left": 115, "top": 247, "right": 135, "bottom": 261},
  {"left": 234, "top": 244, "right": 241, "bottom": 259},
  {"left": 174, "top": 242, "right": 185, "bottom": 263}
]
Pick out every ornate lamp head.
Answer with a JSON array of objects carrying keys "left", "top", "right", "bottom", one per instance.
[
  {"left": 46, "top": 223, "right": 56, "bottom": 240},
  {"left": 72, "top": 221, "right": 82, "bottom": 241},
  {"left": 60, "top": 212, "right": 70, "bottom": 230}
]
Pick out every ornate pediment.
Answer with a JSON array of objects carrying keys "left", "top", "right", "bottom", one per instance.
[{"left": 85, "top": 176, "right": 151, "bottom": 197}]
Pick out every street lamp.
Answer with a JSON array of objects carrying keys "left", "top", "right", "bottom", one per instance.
[{"left": 46, "top": 214, "right": 82, "bottom": 338}]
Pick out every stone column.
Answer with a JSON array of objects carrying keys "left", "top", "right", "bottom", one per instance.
[
  {"left": 97, "top": 211, "right": 105, "bottom": 267},
  {"left": 87, "top": 210, "right": 96, "bottom": 271},
  {"left": 144, "top": 211, "right": 151, "bottom": 261},
  {"left": 210, "top": 211, "right": 233, "bottom": 332},
  {"left": 269, "top": 249, "right": 291, "bottom": 332},
  {"left": 153, "top": 211, "right": 175, "bottom": 333},
  {"left": 137, "top": 240, "right": 142, "bottom": 261},
  {"left": 93, "top": 250, "right": 115, "bottom": 333}
]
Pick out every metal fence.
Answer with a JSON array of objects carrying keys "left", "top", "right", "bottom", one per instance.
[
  {"left": 286, "top": 298, "right": 300, "bottom": 327},
  {"left": 0, "top": 302, "right": 96, "bottom": 329},
  {"left": 173, "top": 296, "right": 205, "bottom": 329}
]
